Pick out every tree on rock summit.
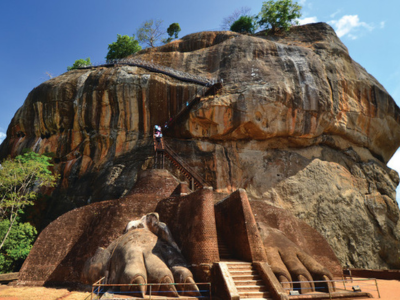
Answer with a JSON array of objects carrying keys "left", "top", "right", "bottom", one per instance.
[
  {"left": 106, "top": 34, "right": 141, "bottom": 61},
  {"left": 258, "top": 0, "right": 302, "bottom": 32},
  {"left": 221, "top": 6, "right": 252, "bottom": 30},
  {"left": 137, "top": 19, "right": 166, "bottom": 48},
  {"left": 163, "top": 23, "right": 181, "bottom": 44},
  {"left": 230, "top": 15, "right": 258, "bottom": 34}
]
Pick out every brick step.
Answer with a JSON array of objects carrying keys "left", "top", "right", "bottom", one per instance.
[
  {"left": 218, "top": 247, "right": 229, "bottom": 251},
  {"left": 217, "top": 237, "right": 232, "bottom": 259},
  {"left": 238, "top": 291, "right": 272, "bottom": 299}
]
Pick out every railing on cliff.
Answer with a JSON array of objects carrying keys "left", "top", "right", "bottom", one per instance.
[
  {"left": 76, "top": 58, "right": 218, "bottom": 87},
  {"left": 163, "top": 141, "right": 207, "bottom": 190},
  {"left": 152, "top": 135, "right": 207, "bottom": 190}
]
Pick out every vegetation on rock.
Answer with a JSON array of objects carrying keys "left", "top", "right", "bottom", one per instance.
[
  {"left": 67, "top": 58, "right": 91, "bottom": 71},
  {"left": 136, "top": 19, "right": 166, "bottom": 48},
  {"left": 163, "top": 23, "right": 181, "bottom": 44},
  {"left": 230, "top": 15, "right": 258, "bottom": 33},
  {"left": 0, "top": 151, "right": 57, "bottom": 256},
  {"left": 0, "top": 217, "right": 36, "bottom": 273},
  {"left": 258, "top": 0, "right": 302, "bottom": 32},
  {"left": 221, "top": 6, "right": 252, "bottom": 30},
  {"left": 106, "top": 34, "right": 141, "bottom": 61}
]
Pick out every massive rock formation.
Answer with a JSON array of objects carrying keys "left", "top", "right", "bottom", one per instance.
[{"left": 1, "top": 23, "right": 399, "bottom": 269}]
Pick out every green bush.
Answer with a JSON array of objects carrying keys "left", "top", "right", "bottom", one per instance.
[
  {"left": 0, "top": 218, "right": 37, "bottom": 273},
  {"left": 230, "top": 16, "right": 258, "bottom": 33},
  {"left": 106, "top": 34, "right": 141, "bottom": 61},
  {"left": 67, "top": 57, "right": 91, "bottom": 71}
]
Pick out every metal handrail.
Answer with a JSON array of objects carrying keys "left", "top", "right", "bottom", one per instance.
[
  {"left": 280, "top": 278, "right": 380, "bottom": 299},
  {"left": 164, "top": 141, "right": 208, "bottom": 189},
  {"left": 91, "top": 277, "right": 211, "bottom": 300}
]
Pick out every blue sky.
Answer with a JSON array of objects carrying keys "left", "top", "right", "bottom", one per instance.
[{"left": 0, "top": 0, "right": 399, "bottom": 202}]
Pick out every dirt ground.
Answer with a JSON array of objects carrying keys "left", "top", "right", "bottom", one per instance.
[
  {"left": 369, "top": 279, "right": 400, "bottom": 300},
  {"left": 0, "top": 279, "right": 398, "bottom": 299},
  {"left": 0, "top": 286, "right": 90, "bottom": 300}
]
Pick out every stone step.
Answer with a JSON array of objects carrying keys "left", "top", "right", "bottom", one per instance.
[
  {"left": 231, "top": 274, "right": 262, "bottom": 281},
  {"left": 229, "top": 270, "right": 258, "bottom": 276},
  {"left": 234, "top": 279, "right": 264, "bottom": 286},
  {"left": 237, "top": 285, "right": 268, "bottom": 293},
  {"left": 238, "top": 291, "right": 272, "bottom": 299},
  {"left": 239, "top": 298, "right": 273, "bottom": 300},
  {"left": 227, "top": 264, "right": 253, "bottom": 270}
]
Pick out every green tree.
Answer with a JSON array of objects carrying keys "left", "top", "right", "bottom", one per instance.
[
  {"left": 0, "top": 218, "right": 37, "bottom": 273},
  {"left": 221, "top": 6, "right": 252, "bottom": 30},
  {"left": 137, "top": 19, "right": 166, "bottom": 48},
  {"left": 167, "top": 23, "right": 181, "bottom": 39},
  {"left": 163, "top": 23, "right": 181, "bottom": 44},
  {"left": 0, "top": 151, "right": 57, "bottom": 252},
  {"left": 67, "top": 57, "right": 91, "bottom": 71},
  {"left": 106, "top": 34, "right": 141, "bottom": 61},
  {"left": 258, "top": 0, "right": 302, "bottom": 32},
  {"left": 230, "top": 15, "right": 258, "bottom": 33}
]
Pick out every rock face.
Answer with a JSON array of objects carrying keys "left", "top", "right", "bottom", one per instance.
[{"left": 1, "top": 22, "right": 400, "bottom": 269}]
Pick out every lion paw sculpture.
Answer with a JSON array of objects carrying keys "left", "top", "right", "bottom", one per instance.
[{"left": 82, "top": 213, "right": 200, "bottom": 297}]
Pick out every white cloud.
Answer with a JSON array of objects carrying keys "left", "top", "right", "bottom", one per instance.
[
  {"left": 329, "top": 15, "right": 374, "bottom": 39},
  {"left": 297, "top": 16, "right": 318, "bottom": 25},
  {"left": 388, "top": 149, "right": 400, "bottom": 205},
  {"left": 298, "top": 0, "right": 307, "bottom": 5},
  {"left": 0, "top": 132, "right": 5, "bottom": 144},
  {"left": 380, "top": 21, "right": 385, "bottom": 29}
]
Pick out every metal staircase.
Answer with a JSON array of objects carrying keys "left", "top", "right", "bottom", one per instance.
[{"left": 163, "top": 142, "right": 206, "bottom": 190}]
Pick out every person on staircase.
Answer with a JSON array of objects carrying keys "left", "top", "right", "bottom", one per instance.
[{"left": 154, "top": 125, "right": 163, "bottom": 148}]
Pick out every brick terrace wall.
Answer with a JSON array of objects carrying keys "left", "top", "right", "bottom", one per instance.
[
  {"left": 349, "top": 269, "right": 400, "bottom": 280},
  {"left": 156, "top": 187, "right": 219, "bottom": 265},
  {"left": 214, "top": 189, "right": 267, "bottom": 262}
]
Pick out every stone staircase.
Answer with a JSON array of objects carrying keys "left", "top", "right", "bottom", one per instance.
[{"left": 226, "top": 262, "right": 272, "bottom": 300}]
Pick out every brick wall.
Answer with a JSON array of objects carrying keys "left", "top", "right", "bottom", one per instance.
[
  {"left": 215, "top": 189, "right": 267, "bottom": 262},
  {"left": 157, "top": 186, "right": 219, "bottom": 265}
]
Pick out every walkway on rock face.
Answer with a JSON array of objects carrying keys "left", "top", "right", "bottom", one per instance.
[{"left": 78, "top": 58, "right": 217, "bottom": 87}]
